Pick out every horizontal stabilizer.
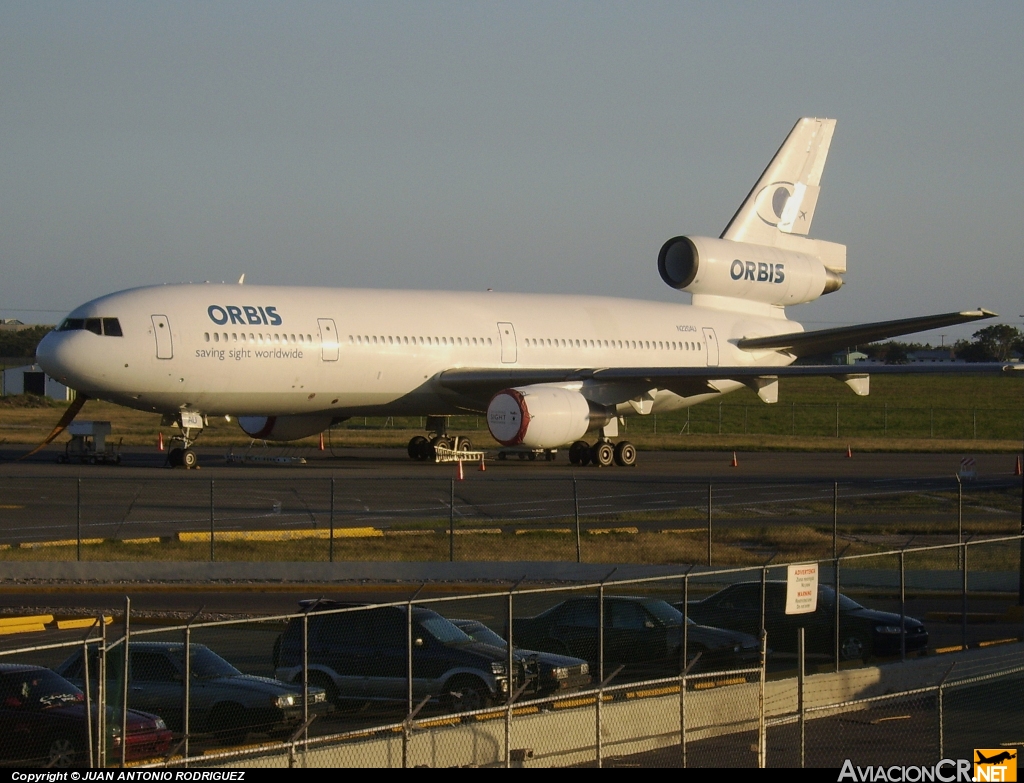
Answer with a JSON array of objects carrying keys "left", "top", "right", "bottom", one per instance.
[{"left": 736, "top": 310, "right": 997, "bottom": 358}]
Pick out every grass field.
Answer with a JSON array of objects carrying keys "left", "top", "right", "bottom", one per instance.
[{"left": 2, "top": 374, "right": 1021, "bottom": 450}]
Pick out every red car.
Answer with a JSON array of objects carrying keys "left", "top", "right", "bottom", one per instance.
[{"left": 0, "top": 664, "right": 172, "bottom": 767}]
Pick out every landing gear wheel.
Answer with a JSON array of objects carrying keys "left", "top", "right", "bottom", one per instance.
[
  {"left": 429, "top": 436, "right": 451, "bottom": 460},
  {"left": 182, "top": 448, "right": 198, "bottom": 469},
  {"left": 578, "top": 446, "right": 592, "bottom": 467},
  {"left": 569, "top": 441, "right": 588, "bottom": 466},
  {"left": 408, "top": 435, "right": 428, "bottom": 460},
  {"left": 593, "top": 442, "right": 614, "bottom": 467},
  {"left": 613, "top": 441, "right": 637, "bottom": 467},
  {"left": 168, "top": 448, "right": 183, "bottom": 467},
  {"left": 456, "top": 437, "right": 473, "bottom": 454}
]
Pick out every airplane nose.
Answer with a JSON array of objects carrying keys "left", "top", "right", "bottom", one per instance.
[{"left": 36, "top": 330, "right": 83, "bottom": 387}]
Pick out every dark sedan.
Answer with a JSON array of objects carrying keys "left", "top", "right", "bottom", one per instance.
[
  {"left": 0, "top": 664, "right": 171, "bottom": 768},
  {"left": 450, "top": 619, "right": 592, "bottom": 695},
  {"left": 55, "top": 642, "right": 328, "bottom": 745},
  {"left": 512, "top": 596, "right": 761, "bottom": 681},
  {"left": 682, "top": 582, "right": 928, "bottom": 661}
]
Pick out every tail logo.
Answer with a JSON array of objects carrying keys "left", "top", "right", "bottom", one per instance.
[{"left": 754, "top": 181, "right": 794, "bottom": 227}]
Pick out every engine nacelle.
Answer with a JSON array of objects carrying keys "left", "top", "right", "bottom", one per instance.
[
  {"left": 658, "top": 235, "right": 843, "bottom": 306},
  {"left": 487, "top": 385, "right": 610, "bottom": 448},
  {"left": 237, "top": 415, "right": 334, "bottom": 441}
]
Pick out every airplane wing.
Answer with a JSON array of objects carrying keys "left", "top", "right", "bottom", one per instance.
[
  {"left": 439, "top": 360, "right": 1022, "bottom": 406},
  {"left": 736, "top": 309, "right": 996, "bottom": 358}
]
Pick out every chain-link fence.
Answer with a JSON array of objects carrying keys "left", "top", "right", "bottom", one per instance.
[
  {"left": 0, "top": 535, "right": 1022, "bottom": 768},
  {"left": 0, "top": 475, "right": 1020, "bottom": 569}
]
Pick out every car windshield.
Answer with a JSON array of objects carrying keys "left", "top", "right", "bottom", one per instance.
[
  {"left": 170, "top": 647, "right": 240, "bottom": 679},
  {"left": 641, "top": 599, "right": 684, "bottom": 627},
  {"left": 818, "top": 586, "right": 863, "bottom": 611},
  {"left": 0, "top": 670, "right": 83, "bottom": 709},
  {"left": 462, "top": 624, "right": 508, "bottom": 649},
  {"left": 419, "top": 616, "right": 474, "bottom": 645}
]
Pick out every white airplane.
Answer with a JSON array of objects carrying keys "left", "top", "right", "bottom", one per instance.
[{"left": 35, "top": 118, "right": 1007, "bottom": 468}]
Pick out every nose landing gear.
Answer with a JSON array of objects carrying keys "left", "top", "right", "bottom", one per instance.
[{"left": 164, "top": 411, "right": 205, "bottom": 469}]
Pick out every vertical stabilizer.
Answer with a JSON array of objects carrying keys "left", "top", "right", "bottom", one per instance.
[{"left": 721, "top": 117, "right": 836, "bottom": 246}]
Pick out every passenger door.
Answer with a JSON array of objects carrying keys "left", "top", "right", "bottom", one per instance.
[
  {"left": 318, "top": 318, "right": 339, "bottom": 362},
  {"left": 497, "top": 322, "right": 517, "bottom": 363},
  {"left": 702, "top": 327, "right": 719, "bottom": 367},
  {"left": 151, "top": 315, "right": 173, "bottom": 360}
]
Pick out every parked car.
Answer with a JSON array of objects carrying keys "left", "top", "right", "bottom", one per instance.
[
  {"left": 449, "top": 619, "right": 592, "bottom": 696},
  {"left": 0, "top": 664, "right": 171, "bottom": 768},
  {"left": 682, "top": 582, "right": 929, "bottom": 661},
  {"left": 511, "top": 596, "right": 762, "bottom": 681},
  {"left": 54, "top": 642, "right": 328, "bottom": 745},
  {"left": 273, "top": 601, "right": 539, "bottom": 712}
]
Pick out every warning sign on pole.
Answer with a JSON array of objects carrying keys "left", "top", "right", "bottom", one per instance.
[{"left": 785, "top": 563, "right": 819, "bottom": 615}]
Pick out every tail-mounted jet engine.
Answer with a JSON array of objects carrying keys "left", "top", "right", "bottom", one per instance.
[
  {"left": 487, "top": 385, "right": 612, "bottom": 448},
  {"left": 658, "top": 236, "right": 843, "bottom": 306},
  {"left": 237, "top": 415, "right": 334, "bottom": 441}
]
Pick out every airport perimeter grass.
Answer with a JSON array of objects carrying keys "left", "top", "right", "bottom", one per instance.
[
  {"left": 1, "top": 374, "right": 1021, "bottom": 451},
  {"left": 4, "top": 516, "right": 1019, "bottom": 570}
]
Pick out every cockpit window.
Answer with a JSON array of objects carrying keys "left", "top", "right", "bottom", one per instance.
[{"left": 58, "top": 317, "right": 123, "bottom": 336}]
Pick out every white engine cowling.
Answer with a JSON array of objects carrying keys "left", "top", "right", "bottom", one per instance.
[
  {"left": 658, "top": 235, "right": 842, "bottom": 306},
  {"left": 237, "top": 415, "right": 334, "bottom": 441},
  {"left": 487, "top": 385, "right": 609, "bottom": 448}
]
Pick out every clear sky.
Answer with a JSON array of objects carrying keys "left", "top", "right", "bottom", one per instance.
[{"left": 2, "top": 2, "right": 1021, "bottom": 343}]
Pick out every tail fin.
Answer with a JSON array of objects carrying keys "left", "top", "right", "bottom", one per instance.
[{"left": 722, "top": 117, "right": 837, "bottom": 249}]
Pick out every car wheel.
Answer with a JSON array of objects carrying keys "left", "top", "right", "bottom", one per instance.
[
  {"left": 46, "top": 736, "right": 79, "bottom": 768},
  {"left": 308, "top": 672, "right": 339, "bottom": 705},
  {"left": 443, "top": 676, "right": 492, "bottom": 714},
  {"left": 839, "top": 634, "right": 867, "bottom": 662}
]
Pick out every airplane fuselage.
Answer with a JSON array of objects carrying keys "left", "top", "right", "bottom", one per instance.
[{"left": 37, "top": 283, "right": 798, "bottom": 420}]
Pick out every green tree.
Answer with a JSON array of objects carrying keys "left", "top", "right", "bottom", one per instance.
[{"left": 0, "top": 325, "right": 54, "bottom": 359}]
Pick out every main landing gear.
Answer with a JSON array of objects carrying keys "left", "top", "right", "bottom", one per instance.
[
  {"left": 568, "top": 439, "right": 637, "bottom": 468},
  {"left": 407, "top": 416, "right": 476, "bottom": 461}
]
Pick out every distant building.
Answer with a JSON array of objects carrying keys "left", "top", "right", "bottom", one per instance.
[
  {"left": 0, "top": 319, "right": 31, "bottom": 332},
  {"left": 1, "top": 364, "right": 74, "bottom": 400},
  {"left": 832, "top": 350, "right": 868, "bottom": 365},
  {"left": 906, "top": 349, "right": 961, "bottom": 364}
]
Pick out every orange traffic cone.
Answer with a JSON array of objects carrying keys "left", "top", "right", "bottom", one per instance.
[
  {"left": 730, "top": 452, "right": 738, "bottom": 467},
  {"left": 1015, "top": 455, "right": 1022, "bottom": 476},
  {"left": 157, "top": 432, "right": 164, "bottom": 452},
  {"left": 319, "top": 432, "right": 325, "bottom": 451},
  {"left": 846, "top": 445, "right": 853, "bottom": 459},
  {"left": 479, "top": 452, "right": 486, "bottom": 472},
  {"left": 457, "top": 459, "right": 464, "bottom": 481}
]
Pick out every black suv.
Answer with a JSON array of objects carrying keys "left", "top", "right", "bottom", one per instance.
[{"left": 273, "top": 602, "right": 537, "bottom": 712}]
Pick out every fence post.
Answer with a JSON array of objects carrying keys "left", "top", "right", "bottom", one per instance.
[
  {"left": 798, "top": 627, "right": 805, "bottom": 769},
  {"left": 680, "top": 573, "right": 688, "bottom": 768},
  {"left": 329, "top": 476, "right": 335, "bottom": 563},
  {"left": 962, "top": 541, "right": 969, "bottom": 651},
  {"left": 574, "top": 477, "right": 581, "bottom": 564},
  {"left": 597, "top": 581, "right": 605, "bottom": 768},
  {"left": 209, "top": 479, "right": 215, "bottom": 562},
  {"left": 792, "top": 401, "right": 795, "bottom": 435},
  {"left": 835, "top": 402, "right": 840, "bottom": 438},
  {"left": 120, "top": 596, "right": 130, "bottom": 769},
  {"left": 834, "top": 558, "right": 841, "bottom": 673},
  {"left": 99, "top": 615, "right": 107, "bottom": 768},
  {"left": 899, "top": 550, "right": 906, "bottom": 662},
  {"left": 832, "top": 482, "right": 838, "bottom": 560},
  {"left": 957, "top": 475, "right": 963, "bottom": 570},
  {"left": 77, "top": 477, "right": 82, "bottom": 562},
  {"left": 707, "top": 483, "right": 712, "bottom": 567},
  {"left": 82, "top": 626, "right": 95, "bottom": 768},
  {"left": 718, "top": 402, "right": 722, "bottom": 435},
  {"left": 449, "top": 478, "right": 455, "bottom": 562},
  {"left": 937, "top": 663, "right": 956, "bottom": 759},
  {"left": 758, "top": 627, "right": 767, "bottom": 768}
]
